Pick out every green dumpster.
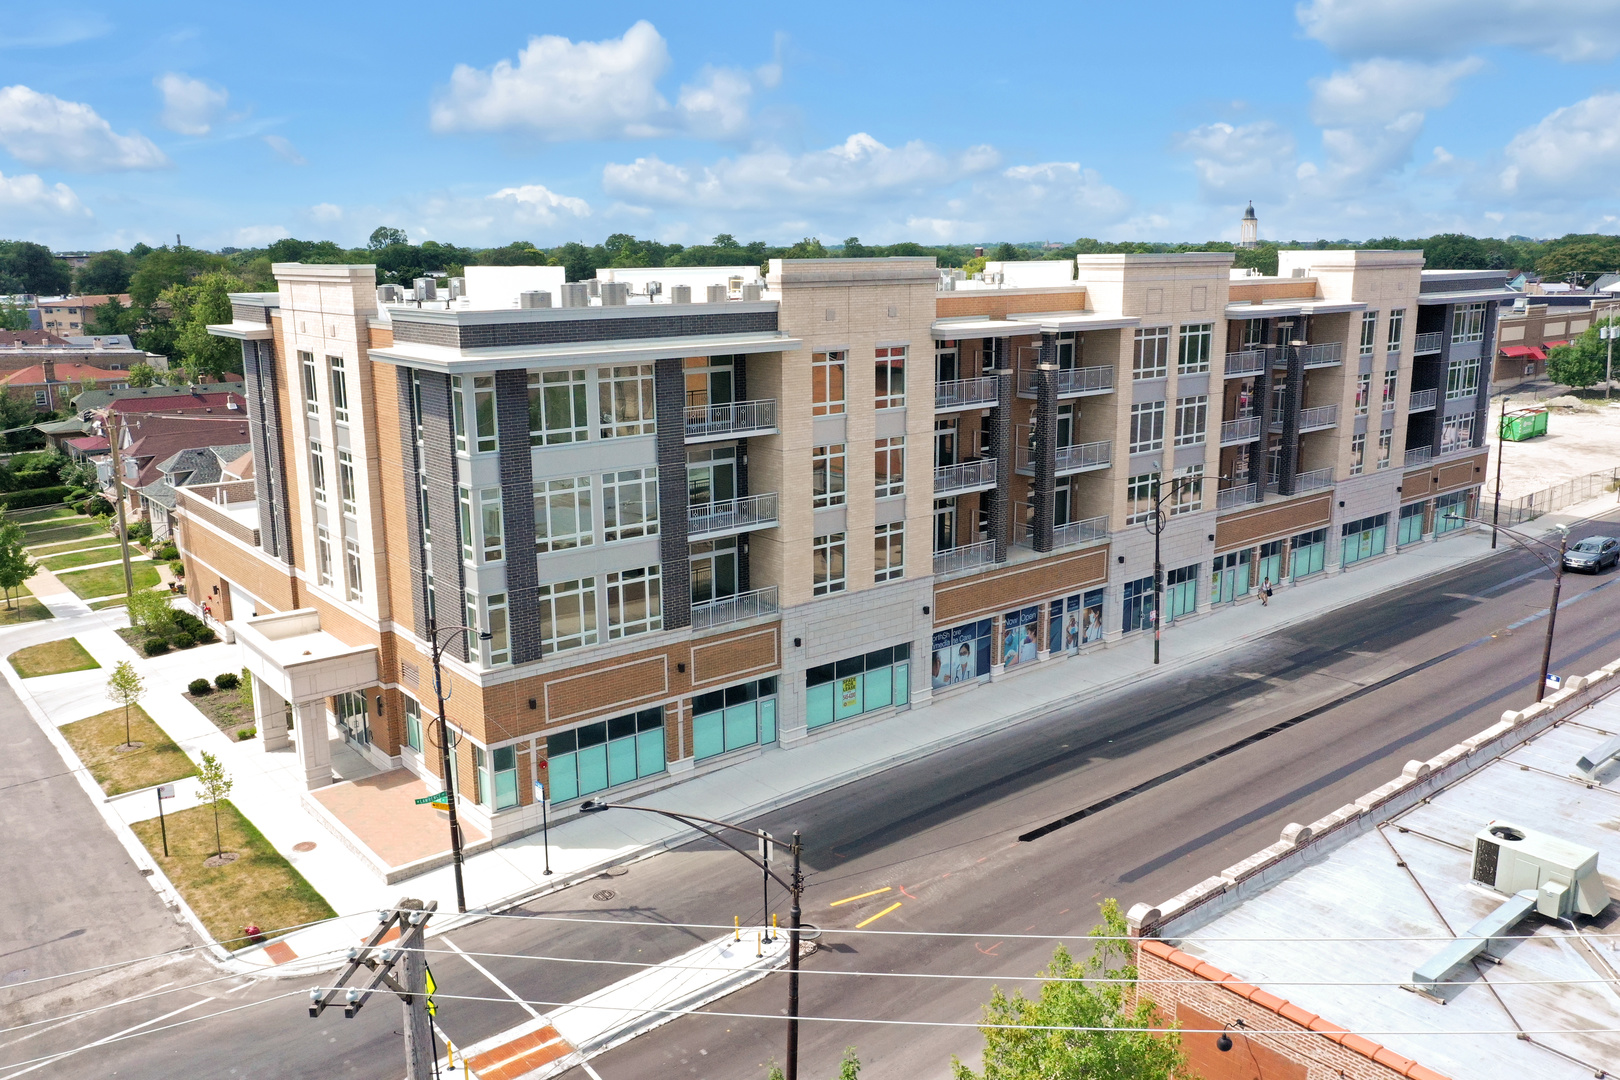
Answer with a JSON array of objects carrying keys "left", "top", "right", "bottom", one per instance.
[{"left": 1500, "top": 409, "right": 1549, "bottom": 442}]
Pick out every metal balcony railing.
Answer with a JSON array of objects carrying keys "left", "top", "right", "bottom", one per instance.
[
  {"left": 1224, "top": 349, "right": 1271, "bottom": 376},
  {"left": 1414, "top": 331, "right": 1444, "bottom": 354},
  {"left": 1050, "top": 515, "right": 1109, "bottom": 548},
  {"left": 933, "top": 539, "right": 996, "bottom": 576},
  {"left": 687, "top": 492, "right": 779, "bottom": 540},
  {"left": 1298, "top": 341, "right": 1344, "bottom": 368},
  {"left": 1298, "top": 404, "right": 1338, "bottom": 432},
  {"left": 1220, "top": 415, "right": 1262, "bottom": 446},
  {"left": 690, "top": 586, "right": 779, "bottom": 631},
  {"left": 1408, "top": 388, "right": 1438, "bottom": 412},
  {"left": 1294, "top": 467, "right": 1335, "bottom": 493},
  {"left": 1405, "top": 446, "right": 1433, "bottom": 468},
  {"left": 934, "top": 457, "right": 997, "bottom": 495},
  {"left": 684, "top": 399, "right": 777, "bottom": 441},
  {"left": 1216, "top": 483, "right": 1259, "bottom": 510},
  {"left": 935, "top": 376, "right": 1000, "bottom": 411},
  {"left": 1055, "top": 440, "right": 1111, "bottom": 474},
  {"left": 1019, "top": 365, "right": 1115, "bottom": 397}
]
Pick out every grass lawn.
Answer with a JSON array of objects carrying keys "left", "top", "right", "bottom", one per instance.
[
  {"left": 0, "top": 595, "right": 53, "bottom": 625},
  {"left": 59, "top": 705, "right": 197, "bottom": 795},
  {"left": 89, "top": 596, "right": 129, "bottom": 611},
  {"left": 56, "top": 563, "right": 160, "bottom": 600},
  {"left": 8, "top": 505, "right": 76, "bottom": 524},
  {"left": 42, "top": 547, "right": 144, "bottom": 572},
  {"left": 28, "top": 536, "right": 118, "bottom": 557},
  {"left": 22, "top": 522, "right": 105, "bottom": 547},
  {"left": 131, "top": 801, "right": 336, "bottom": 950},
  {"left": 8, "top": 637, "right": 99, "bottom": 678},
  {"left": 186, "top": 684, "right": 257, "bottom": 737}
]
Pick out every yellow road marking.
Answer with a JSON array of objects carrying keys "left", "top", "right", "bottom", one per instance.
[
  {"left": 855, "top": 902, "right": 902, "bottom": 928},
  {"left": 829, "top": 887, "right": 892, "bottom": 908}
]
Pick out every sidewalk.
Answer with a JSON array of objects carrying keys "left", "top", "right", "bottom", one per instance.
[{"left": 4, "top": 497, "right": 1612, "bottom": 978}]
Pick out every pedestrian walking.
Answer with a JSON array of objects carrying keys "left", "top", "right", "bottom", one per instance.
[{"left": 1260, "top": 578, "right": 1273, "bottom": 606}]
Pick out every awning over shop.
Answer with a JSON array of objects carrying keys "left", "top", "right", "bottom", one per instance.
[{"left": 1500, "top": 345, "right": 1535, "bottom": 357}]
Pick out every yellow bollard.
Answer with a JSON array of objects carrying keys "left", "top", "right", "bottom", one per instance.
[
  {"left": 773, "top": 913, "right": 779, "bottom": 939},
  {"left": 756, "top": 931, "right": 762, "bottom": 958},
  {"left": 734, "top": 915, "right": 740, "bottom": 942}
]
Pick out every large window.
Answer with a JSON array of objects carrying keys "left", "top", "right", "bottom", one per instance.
[
  {"left": 1377, "top": 427, "right": 1393, "bottom": 470},
  {"left": 812, "top": 351, "right": 846, "bottom": 415},
  {"left": 343, "top": 535, "right": 364, "bottom": 602},
  {"left": 1388, "top": 309, "right": 1405, "bottom": 351},
  {"left": 1435, "top": 491, "right": 1469, "bottom": 534},
  {"left": 684, "top": 355, "right": 735, "bottom": 408},
  {"left": 1177, "top": 323, "right": 1212, "bottom": 374},
  {"left": 338, "top": 449, "right": 358, "bottom": 515},
  {"left": 693, "top": 677, "right": 778, "bottom": 761},
  {"left": 1359, "top": 311, "right": 1378, "bottom": 356},
  {"left": 1341, "top": 513, "right": 1388, "bottom": 566},
  {"left": 1165, "top": 563, "right": 1198, "bottom": 621},
  {"left": 451, "top": 376, "right": 467, "bottom": 453},
  {"left": 459, "top": 486, "right": 475, "bottom": 564},
  {"left": 335, "top": 690, "right": 370, "bottom": 745},
  {"left": 875, "top": 436, "right": 905, "bottom": 498},
  {"left": 1292, "top": 528, "right": 1327, "bottom": 579},
  {"left": 812, "top": 444, "right": 846, "bottom": 508},
  {"left": 546, "top": 708, "right": 665, "bottom": 803},
  {"left": 1382, "top": 370, "right": 1397, "bottom": 411},
  {"left": 602, "top": 468, "right": 658, "bottom": 542},
  {"left": 309, "top": 442, "right": 327, "bottom": 505},
  {"left": 932, "top": 620, "right": 991, "bottom": 688},
  {"left": 301, "top": 351, "right": 319, "bottom": 416},
  {"left": 690, "top": 537, "right": 738, "bottom": 605},
  {"left": 539, "top": 577, "right": 598, "bottom": 653},
  {"left": 1258, "top": 539, "right": 1283, "bottom": 590},
  {"left": 1174, "top": 396, "right": 1206, "bottom": 447},
  {"left": 1451, "top": 302, "right": 1486, "bottom": 344},
  {"left": 1130, "top": 400, "right": 1165, "bottom": 453},
  {"left": 1398, "top": 501, "right": 1426, "bottom": 545},
  {"left": 316, "top": 524, "right": 334, "bottom": 587},
  {"left": 473, "top": 376, "right": 497, "bottom": 452},
  {"left": 874, "top": 522, "right": 904, "bottom": 582},
  {"left": 606, "top": 565, "right": 661, "bottom": 639},
  {"left": 475, "top": 744, "right": 519, "bottom": 810},
  {"left": 807, "top": 645, "right": 911, "bottom": 729},
  {"left": 1049, "top": 589, "right": 1105, "bottom": 652},
  {"left": 479, "top": 487, "right": 504, "bottom": 562},
  {"left": 1446, "top": 358, "right": 1480, "bottom": 400},
  {"left": 1355, "top": 373, "right": 1372, "bottom": 415},
  {"left": 534, "top": 476, "right": 593, "bottom": 552},
  {"left": 1126, "top": 473, "right": 1155, "bottom": 525},
  {"left": 1133, "top": 327, "right": 1169, "bottom": 380},
  {"left": 404, "top": 696, "right": 422, "bottom": 752},
  {"left": 599, "top": 364, "right": 656, "bottom": 438},
  {"left": 1441, "top": 414, "right": 1475, "bottom": 454},
  {"left": 875, "top": 346, "right": 906, "bottom": 409},
  {"left": 1122, "top": 575, "right": 1153, "bottom": 632},
  {"left": 481, "top": 592, "right": 510, "bottom": 665},
  {"left": 1169, "top": 465, "right": 1203, "bottom": 515},
  {"left": 1211, "top": 550, "right": 1250, "bottom": 606},
  {"left": 530, "top": 370, "right": 588, "bottom": 446},
  {"left": 813, "top": 533, "right": 846, "bottom": 596},
  {"left": 1350, "top": 432, "right": 1366, "bottom": 475},
  {"left": 330, "top": 356, "right": 350, "bottom": 425}
]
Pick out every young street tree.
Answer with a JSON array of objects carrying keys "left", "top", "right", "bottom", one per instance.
[
  {"left": 1546, "top": 317, "right": 1616, "bottom": 391},
  {"left": 197, "top": 751, "right": 234, "bottom": 859},
  {"left": 0, "top": 520, "right": 38, "bottom": 609},
  {"left": 951, "top": 900, "right": 1189, "bottom": 1080},
  {"left": 106, "top": 659, "right": 145, "bottom": 748}
]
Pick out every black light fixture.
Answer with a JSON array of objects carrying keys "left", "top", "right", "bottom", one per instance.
[
  {"left": 677, "top": 662, "right": 686, "bottom": 673},
  {"left": 922, "top": 605, "right": 930, "bottom": 614},
  {"left": 1216, "top": 1019, "right": 1246, "bottom": 1053},
  {"left": 528, "top": 698, "right": 537, "bottom": 710},
  {"left": 374, "top": 694, "right": 384, "bottom": 715},
  {"left": 794, "top": 637, "right": 802, "bottom": 647}
]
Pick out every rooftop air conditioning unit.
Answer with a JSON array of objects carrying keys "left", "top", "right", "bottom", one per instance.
[
  {"left": 1471, "top": 822, "right": 1609, "bottom": 918},
  {"left": 447, "top": 276, "right": 466, "bottom": 299},
  {"left": 670, "top": 285, "right": 692, "bottom": 304},
  {"left": 227, "top": 399, "right": 239, "bottom": 410},
  {"left": 646, "top": 281, "right": 663, "bottom": 298},
  {"left": 587, "top": 279, "right": 602, "bottom": 299},
  {"left": 727, "top": 275, "right": 744, "bottom": 296},
  {"left": 413, "top": 277, "right": 437, "bottom": 301},
  {"left": 600, "top": 282, "right": 629, "bottom": 306},
  {"left": 519, "top": 290, "right": 552, "bottom": 309},
  {"left": 377, "top": 284, "right": 404, "bottom": 304},
  {"left": 706, "top": 284, "right": 727, "bottom": 303},
  {"left": 560, "top": 283, "right": 590, "bottom": 309},
  {"left": 740, "top": 284, "right": 761, "bottom": 302}
]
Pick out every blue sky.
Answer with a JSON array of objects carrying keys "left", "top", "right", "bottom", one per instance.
[{"left": 2, "top": 0, "right": 1618, "bottom": 251}]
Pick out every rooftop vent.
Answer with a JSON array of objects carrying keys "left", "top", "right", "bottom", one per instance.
[
  {"left": 646, "top": 281, "right": 663, "bottom": 298},
  {"left": 706, "top": 285, "right": 727, "bottom": 303},
  {"left": 413, "top": 277, "right": 437, "bottom": 302},
  {"left": 1472, "top": 821, "right": 1609, "bottom": 918},
  {"left": 600, "top": 282, "right": 630, "bottom": 306},
  {"left": 727, "top": 275, "right": 744, "bottom": 295},
  {"left": 741, "top": 284, "right": 761, "bottom": 302},
  {"left": 670, "top": 285, "right": 691, "bottom": 304},
  {"left": 377, "top": 284, "right": 404, "bottom": 304},
  {"left": 518, "top": 290, "right": 552, "bottom": 310},
  {"left": 447, "top": 277, "right": 466, "bottom": 299},
  {"left": 559, "top": 283, "right": 589, "bottom": 309},
  {"left": 587, "top": 279, "right": 601, "bottom": 299}
]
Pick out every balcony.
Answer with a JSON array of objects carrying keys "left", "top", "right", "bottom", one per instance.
[
  {"left": 1294, "top": 467, "right": 1335, "bottom": 493},
  {"left": 687, "top": 493, "right": 779, "bottom": 540},
  {"left": 934, "top": 457, "right": 998, "bottom": 496},
  {"left": 1408, "top": 388, "right": 1438, "bottom": 413},
  {"left": 1224, "top": 349, "right": 1270, "bottom": 377},
  {"left": 1219, "top": 414, "right": 1262, "bottom": 446},
  {"left": 1051, "top": 515, "right": 1109, "bottom": 548},
  {"left": 1299, "top": 341, "right": 1344, "bottom": 368},
  {"left": 1017, "top": 365, "right": 1115, "bottom": 398},
  {"left": 1405, "top": 446, "right": 1433, "bottom": 469},
  {"left": 1017, "top": 440, "right": 1111, "bottom": 476},
  {"left": 1414, "top": 331, "right": 1444, "bottom": 354},
  {"left": 1216, "top": 483, "right": 1260, "bottom": 510},
  {"left": 1270, "top": 403, "right": 1338, "bottom": 434},
  {"left": 935, "top": 376, "right": 999, "bottom": 412},
  {"left": 684, "top": 399, "right": 777, "bottom": 442},
  {"left": 933, "top": 539, "right": 996, "bottom": 576},
  {"left": 691, "top": 585, "right": 779, "bottom": 631}
]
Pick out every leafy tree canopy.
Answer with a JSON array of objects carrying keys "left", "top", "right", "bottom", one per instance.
[
  {"left": 0, "top": 240, "right": 71, "bottom": 295},
  {"left": 0, "top": 302, "right": 29, "bottom": 332},
  {"left": 75, "top": 250, "right": 132, "bottom": 295},
  {"left": 368, "top": 226, "right": 408, "bottom": 250},
  {"left": 1546, "top": 316, "right": 1618, "bottom": 390}
]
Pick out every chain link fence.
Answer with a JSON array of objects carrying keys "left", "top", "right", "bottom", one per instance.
[{"left": 1492, "top": 466, "right": 1620, "bottom": 526}]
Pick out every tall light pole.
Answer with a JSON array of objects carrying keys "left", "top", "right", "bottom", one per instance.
[
  {"left": 581, "top": 800, "right": 804, "bottom": 1080},
  {"left": 1492, "top": 405, "right": 1542, "bottom": 551},
  {"left": 1145, "top": 463, "right": 1206, "bottom": 665},
  {"left": 426, "top": 621, "right": 491, "bottom": 913},
  {"left": 1602, "top": 322, "right": 1615, "bottom": 401},
  {"left": 1452, "top": 513, "right": 1569, "bottom": 701}
]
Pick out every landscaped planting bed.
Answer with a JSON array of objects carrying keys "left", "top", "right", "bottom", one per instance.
[
  {"left": 185, "top": 673, "right": 257, "bottom": 738},
  {"left": 59, "top": 705, "right": 197, "bottom": 796},
  {"left": 7, "top": 637, "right": 99, "bottom": 678},
  {"left": 116, "top": 606, "right": 217, "bottom": 655},
  {"left": 57, "top": 563, "right": 161, "bottom": 600}
]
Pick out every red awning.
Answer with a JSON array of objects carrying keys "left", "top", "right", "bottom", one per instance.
[
  {"left": 1544, "top": 339, "right": 1570, "bottom": 348},
  {"left": 1528, "top": 347, "right": 1547, "bottom": 360},
  {"left": 1500, "top": 345, "right": 1535, "bottom": 357}
]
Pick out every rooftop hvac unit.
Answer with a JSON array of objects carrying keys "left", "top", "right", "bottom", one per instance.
[
  {"left": 413, "top": 277, "right": 437, "bottom": 301},
  {"left": 587, "top": 279, "right": 601, "bottom": 298},
  {"left": 706, "top": 284, "right": 727, "bottom": 303},
  {"left": 727, "top": 275, "right": 744, "bottom": 295},
  {"left": 646, "top": 281, "right": 663, "bottom": 297},
  {"left": 600, "top": 282, "right": 629, "bottom": 306},
  {"left": 1471, "top": 822, "right": 1609, "bottom": 918},
  {"left": 560, "top": 283, "right": 590, "bottom": 309},
  {"left": 740, "top": 284, "right": 761, "bottom": 302},
  {"left": 447, "top": 276, "right": 466, "bottom": 299},
  {"left": 670, "top": 285, "right": 691, "bottom": 304},
  {"left": 518, "top": 290, "right": 552, "bottom": 309},
  {"left": 377, "top": 284, "right": 404, "bottom": 304}
]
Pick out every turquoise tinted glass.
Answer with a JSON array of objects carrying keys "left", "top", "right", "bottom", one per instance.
[{"left": 694, "top": 711, "right": 724, "bottom": 759}]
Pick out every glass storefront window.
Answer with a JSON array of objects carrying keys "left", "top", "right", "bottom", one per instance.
[
  {"left": 1434, "top": 491, "right": 1469, "bottom": 534},
  {"left": 1001, "top": 606, "right": 1040, "bottom": 669},
  {"left": 1049, "top": 589, "right": 1105, "bottom": 653},
  {"left": 1212, "top": 550, "right": 1250, "bottom": 605},
  {"left": 1258, "top": 540, "right": 1283, "bottom": 591},
  {"left": 1165, "top": 564, "right": 1198, "bottom": 621},
  {"left": 1341, "top": 514, "right": 1389, "bottom": 566},
  {"left": 335, "top": 690, "right": 370, "bottom": 746},
  {"left": 1398, "top": 501, "right": 1426, "bottom": 545},
  {"left": 693, "top": 677, "right": 779, "bottom": 761},
  {"left": 811, "top": 645, "right": 913, "bottom": 728},
  {"left": 931, "top": 621, "right": 992, "bottom": 689},
  {"left": 1292, "top": 529, "right": 1328, "bottom": 579},
  {"left": 547, "top": 707, "right": 665, "bottom": 803}
]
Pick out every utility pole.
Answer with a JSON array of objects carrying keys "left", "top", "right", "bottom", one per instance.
[
  {"left": 101, "top": 409, "right": 136, "bottom": 598},
  {"left": 1602, "top": 323, "right": 1615, "bottom": 401},
  {"left": 310, "top": 897, "right": 439, "bottom": 1080}
]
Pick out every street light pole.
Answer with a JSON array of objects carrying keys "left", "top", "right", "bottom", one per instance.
[
  {"left": 580, "top": 800, "right": 804, "bottom": 1080},
  {"left": 1451, "top": 513, "right": 1568, "bottom": 702},
  {"left": 1492, "top": 405, "right": 1541, "bottom": 551},
  {"left": 1144, "top": 464, "right": 1205, "bottom": 665},
  {"left": 427, "top": 621, "right": 491, "bottom": 914}
]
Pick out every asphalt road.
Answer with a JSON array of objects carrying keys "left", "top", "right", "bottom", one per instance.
[{"left": 5, "top": 518, "right": 1620, "bottom": 1080}]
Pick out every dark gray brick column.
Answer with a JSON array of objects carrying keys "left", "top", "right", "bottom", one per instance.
[
  {"left": 989, "top": 337, "right": 1014, "bottom": 563},
  {"left": 1248, "top": 320, "right": 1273, "bottom": 490},
  {"left": 1276, "top": 322, "right": 1303, "bottom": 496},
  {"left": 242, "top": 339, "right": 293, "bottom": 564},
  {"left": 417, "top": 372, "right": 467, "bottom": 661},
  {"left": 1431, "top": 306, "right": 1451, "bottom": 459},
  {"left": 733, "top": 352, "right": 749, "bottom": 592},
  {"left": 495, "top": 370, "right": 541, "bottom": 663},
  {"left": 397, "top": 368, "right": 429, "bottom": 640},
  {"left": 1032, "top": 332, "right": 1057, "bottom": 553},
  {"left": 654, "top": 358, "right": 690, "bottom": 630},
  {"left": 1472, "top": 304, "right": 1496, "bottom": 447}
]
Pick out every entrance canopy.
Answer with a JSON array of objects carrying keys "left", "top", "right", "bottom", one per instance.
[{"left": 232, "top": 608, "right": 378, "bottom": 707}]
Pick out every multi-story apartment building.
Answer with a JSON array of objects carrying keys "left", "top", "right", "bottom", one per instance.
[{"left": 185, "top": 253, "right": 1516, "bottom": 846}]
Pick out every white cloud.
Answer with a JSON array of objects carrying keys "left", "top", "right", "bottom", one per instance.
[
  {"left": 235, "top": 225, "right": 290, "bottom": 246},
  {"left": 309, "top": 203, "right": 343, "bottom": 222},
  {"left": 1305, "top": 58, "right": 1480, "bottom": 183},
  {"left": 1297, "top": 0, "right": 1620, "bottom": 61},
  {"left": 0, "top": 85, "right": 167, "bottom": 171},
  {"left": 155, "top": 73, "right": 228, "bottom": 136},
  {"left": 487, "top": 184, "right": 592, "bottom": 225},
  {"left": 431, "top": 22, "right": 768, "bottom": 141},
  {"left": 1176, "top": 121, "right": 1298, "bottom": 197},
  {"left": 263, "top": 135, "right": 306, "bottom": 165},
  {"left": 0, "top": 169, "right": 87, "bottom": 216},
  {"left": 1500, "top": 92, "right": 1620, "bottom": 197},
  {"left": 0, "top": 16, "right": 112, "bottom": 49}
]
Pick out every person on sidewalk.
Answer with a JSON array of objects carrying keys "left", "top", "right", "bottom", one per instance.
[{"left": 1260, "top": 578, "right": 1273, "bottom": 606}]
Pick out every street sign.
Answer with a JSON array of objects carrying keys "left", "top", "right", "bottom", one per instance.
[
  {"left": 1546, "top": 674, "right": 1562, "bottom": 691},
  {"left": 414, "top": 791, "right": 449, "bottom": 805},
  {"left": 758, "top": 830, "right": 773, "bottom": 864},
  {"left": 157, "top": 784, "right": 176, "bottom": 800}
]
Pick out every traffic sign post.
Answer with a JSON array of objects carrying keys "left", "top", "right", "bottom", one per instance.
[
  {"left": 156, "top": 783, "right": 176, "bottom": 857},
  {"left": 413, "top": 791, "right": 448, "bottom": 806},
  {"left": 534, "top": 782, "right": 552, "bottom": 876}
]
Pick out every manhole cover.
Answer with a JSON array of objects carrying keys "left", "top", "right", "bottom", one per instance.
[
  {"left": 591, "top": 889, "right": 616, "bottom": 902},
  {"left": 292, "top": 842, "right": 317, "bottom": 852},
  {"left": 601, "top": 865, "right": 628, "bottom": 878}
]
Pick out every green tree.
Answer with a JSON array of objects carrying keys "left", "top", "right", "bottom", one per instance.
[
  {"left": 0, "top": 240, "right": 72, "bottom": 295},
  {"left": 75, "top": 250, "right": 133, "bottom": 295},
  {"left": 171, "top": 272, "right": 239, "bottom": 380},
  {"left": 197, "top": 751, "right": 234, "bottom": 858},
  {"left": 951, "top": 900, "right": 1188, "bottom": 1080},
  {"left": 1546, "top": 318, "right": 1616, "bottom": 390},
  {"left": 0, "top": 393, "right": 42, "bottom": 448},
  {"left": 784, "top": 237, "right": 829, "bottom": 260},
  {"left": 128, "top": 246, "right": 227, "bottom": 306},
  {"left": 0, "top": 519, "right": 36, "bottom": 609},
  {"left": 766, "top": 1047, "right": 860, "bottom": 1080},
  {"left": 993, "top": 242, "right": 1024, "bottom": 263},
  {"left": 0, "top": 302, "right": 29, "bottom": 331},
  {"left": 369, "top": 226, "right": 409, "bottom": 250},
  {"left": 105, "top": 659, "right": 145, "bottom": 748},
  {"left": 127, "top": 588, "right": 176, "bottom": 636},
  {"left": 85, "top": 296, "right": 141, "bottom": 337},
  {"left": 128, "top": 363, "right": 158, "bottom": 387}
]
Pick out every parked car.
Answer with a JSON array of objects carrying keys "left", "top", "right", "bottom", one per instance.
[{"left": 1563, "top": 535, "right": 1620, "bottom": 573}]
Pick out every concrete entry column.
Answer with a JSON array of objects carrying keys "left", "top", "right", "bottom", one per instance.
[
  {"left": 294, "top": 698, "right": 333, "bottom": 789},
  {"left": 253, "top": 678, "right": 289, "bottom": 751}
]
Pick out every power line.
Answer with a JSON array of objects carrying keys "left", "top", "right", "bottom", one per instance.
[{"left": 0, "top": 969, "right": 252, "bottom": 1037}]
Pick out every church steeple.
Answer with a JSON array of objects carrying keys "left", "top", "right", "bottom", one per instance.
[{"left": 1240, "top": 201, "right": 1258, "bottom": 249}]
